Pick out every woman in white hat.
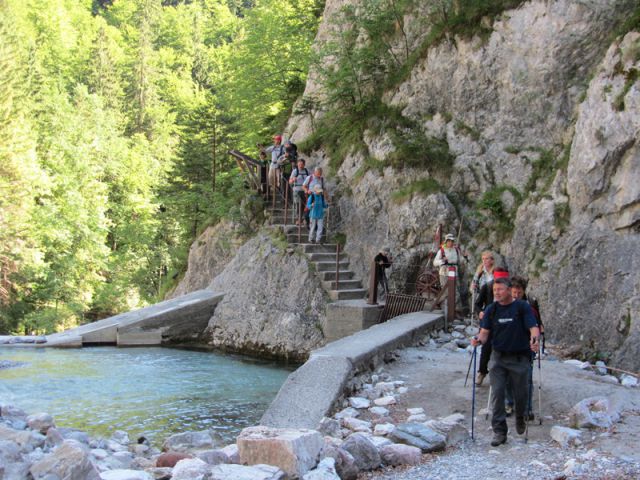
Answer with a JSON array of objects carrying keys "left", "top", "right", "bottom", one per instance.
[{"left": 433, "top": 233, "right": 467, "bottom": 288}]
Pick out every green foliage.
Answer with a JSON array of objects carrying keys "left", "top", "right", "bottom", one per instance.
[
  {"left": 0, "top": 0, "right": 320, "bottom": 334},
  {"left": 524, "top": 148, "right": 558, "bottom": 194},
  {"left": 613, "top": 4, "right": 640, "bottom": 39},
  {"left": 391, "top": 178, "right": 441, "bottom": 203},
  {"left": 553, "top": 202, "right": 571, "bottom": 232},
  {"left": 475, "top": 185, "right": 522, "bottom": 240}
]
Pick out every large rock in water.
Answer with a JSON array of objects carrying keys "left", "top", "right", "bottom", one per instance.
[
  {"left": 237, "top": 426, "right": 323, "bottom": 479},
  {"left": 205, "top": 232, "right": 326, "bottom": 361},
  {"left": 30, "top": 439, "right": 100, "bottom": 480}
]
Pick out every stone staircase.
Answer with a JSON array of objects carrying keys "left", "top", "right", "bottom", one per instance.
[{"left": 267, "top": 197, "right": 368, "bottom": 302}]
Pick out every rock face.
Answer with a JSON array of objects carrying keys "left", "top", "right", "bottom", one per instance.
[
  {"left": 284, "top": 0, "right": 640, "bottom": 370},
  {"left": 204, "top": 232, "right": 326, "bottom": 361}
]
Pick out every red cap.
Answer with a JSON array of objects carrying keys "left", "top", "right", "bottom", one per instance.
[
  {"left": 494, "top": 270, "right": 510, "bottom": 279},
  {"left": 273, "top": 135, "right": 282, "bottom": 142}
]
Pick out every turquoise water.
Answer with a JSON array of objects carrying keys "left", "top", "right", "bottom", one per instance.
[{"left": 0, "top": 346, "right": 293, "bottom": 445}]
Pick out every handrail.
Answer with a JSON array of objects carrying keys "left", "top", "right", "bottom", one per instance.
[{"left": 229, "top": 150, "right": 264, "bottom": 193}]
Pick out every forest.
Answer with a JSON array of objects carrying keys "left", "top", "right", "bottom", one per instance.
[{"left": 0, "top": 0, "right": 323, "bottom": 334}]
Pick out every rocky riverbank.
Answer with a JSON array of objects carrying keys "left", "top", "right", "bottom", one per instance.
[{"left": 2, "top": 319, "right": 639, "bottom": 479}]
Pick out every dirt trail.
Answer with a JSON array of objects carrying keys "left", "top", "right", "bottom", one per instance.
[{"left": 359, "top": 342, "right": 640, "bottom": 480}]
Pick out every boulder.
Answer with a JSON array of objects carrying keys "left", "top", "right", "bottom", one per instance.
[
  {"left": 423, "top": 420, "right": 470, "bottom": 446},
  {"left": 0, "top": 424, "right": 45, "bottom": 452},
  {"left": 1, "top": 404, "right": 27, "bottom": 420},
  {"left": 156, "top": 451, "right": 193, "bottom": 468},
  {"left": 26, "top": 413, "right": 55, "bottom": 434},
  {"left": 196, "top": 449, "right": 229, "bottom": 465},
  {"left": 320, "top": 444, "right": 358, "bottom": 480},
  {"left": 550, "top": 426, "right": 583, "bottom": 448},
  {"left": 348, "top": 397, "right": 370, "bottom": 409},
  {"left": 373, "top": 396, "right": 396, "bottom": 407},
  {"left": 221, "top": 444, "right": 241, "bottom": 464},
  {"left": 144, "top": 467, "right": 172, "bottom": 480},
  {"left": 171, "top": 458, "right": 210, "bottom": 480},
  {"left": 621, "top": 374, "right": 638, "bottom": 387},
  {"left": 341, "top": 417, "right": 372, "bottom": 433},
  {"left": 30, "top": 439, "right": 100, "bottom": 480},
  {"left": 162, "top": 430, "right": 215, "bottom": 452},
  {"left": 237, "top": 426, "right": 323, "bottom": 479},
  {"left": 379, "top": 443, "right": 422, "bottom": 466},
  {"left": 302, "top": 457, "right": 340, "bottom": 480},
  {"left": 340, "top": 433, "right": 381, "bottom": 471},
  {"left": 388, "top": 424, "right": 446, "bottom": 453},
  {"left": 364, "top": 435, "right": 392, "bottom": 450},
  {"left": 100, "top": 469, "right": 154, "bottom": 480},
  {"left": 568, "top": 397, "right": 620, "bottom": 429},
  {"left": 111, "top": 431, "right": 130, "bottom": 445},
  {"left": 45, "top": 427, "right": 65, "bottom": 448},
  {"left": 209, "top": 463, "right": 286, "bottom": 480},
  {"left": 317, "top": 418, "right": 341, "bottom": 438}
]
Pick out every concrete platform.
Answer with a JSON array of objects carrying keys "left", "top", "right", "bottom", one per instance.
[
  {"left": 260, "top": 311, "right": 444, "bottom": 429},
  {"left": 38, "top": 289, "right": 224, "bottom": 347},
  {"left": 322, "top": 299, "right": 383, "bottom": 342}
]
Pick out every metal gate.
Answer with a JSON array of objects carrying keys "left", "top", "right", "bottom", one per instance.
[{"left": 380, "top": 293, "right": 429, "bottom": 322}]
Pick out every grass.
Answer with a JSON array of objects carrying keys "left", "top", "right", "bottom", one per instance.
[
  {"left": 391, "top": 178, "right": 441, "bottom": 203},
  {"left": 475, "top": 185, "right": 523, "bottom": 240},
  {"left": 613, "top": 68, "right": 639, "bottom": 112},
  {"left": 454, "top": 120, "right": 481, "bottom": 141},
  {"left": 553, "top": 202, "right": 571, "bottom": 232}
]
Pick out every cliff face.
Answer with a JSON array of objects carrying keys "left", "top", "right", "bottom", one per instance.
[
  {"left": 287, "top": 0, "right": 640, "bottom": 369},
  {"left": 172, "top": 0, "right": 639, "bottom": 369}
]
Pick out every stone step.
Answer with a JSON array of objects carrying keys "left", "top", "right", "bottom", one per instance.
[
  {"left": 287, "top": 234, "right": 328, "bottom": 243},
  {"left": 315, "top": 261, "right": 350, "bottom": 272},
  {"left": 302, "top": 244, "right": 339, "bottom": 254},
  {"left": 307, "top": 252, "right": 343, "bottom": 262},
  {"left": 322, "top": 279, "right": 362, "bottom": 290},
  {"left": 318, "top": 270, "right": 355, "bottom": 281},
  {"left": 328, "top": 289, "right": 368, "bottom": 301}
]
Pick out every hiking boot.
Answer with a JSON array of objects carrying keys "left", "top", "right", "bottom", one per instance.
[
  {"left": 516, "top": 416, "right": 526, "bottom": 435},
  {"left": 505, "top": 404, "right": 513, "bottom": 417},
  {"left": 526, "top": 412, "right": 535, "bottom": 421},
  {"left": 490, "top": 433, "right": 507, "bottom": 446},
  {"left": 475, "top": 373, "right": 486, "bottom": 386}
]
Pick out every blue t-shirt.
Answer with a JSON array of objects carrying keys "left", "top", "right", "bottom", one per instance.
[{"left": 480, "top": 300, "right": 537, "bottom": 353}]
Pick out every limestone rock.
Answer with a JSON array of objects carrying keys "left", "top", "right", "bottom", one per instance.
[
  {"left": 318, "top": 418, "right": 341, "bottom": 438},
  {"left": 348, "top": 397, "right": 370, "bottom": 409},
  {"left": 320, "top": 444, "right": 358, "bottom": 480},
  {"left": 334, "top": 407, "right": 359, "bottom": 420},
  {"left": 196, "top": 449, "right": 229, "bottom": 465},
  {"left": 369, "top": 406, "right": 389, "bottom": 417},
  {"left": 373, "top": 423, "right": 395, "bottom": 436},
  {"left": 373, "top": 396, "right": 396, "bottom": 407},
  {"left": 100, "top": 469, "right": 154, "bottom": 480},
  {"left": 407, "top": 414, "right": 427, "bottom": 423},
  {"left": 237, "top": 426, "right": 323, "bottom": 479},
  {"left": 171, "top": 458, "right": 210, "bottom": 480},
  {"left": 568, "top": 397, "right": 620, "bottom": 429},
  {"left": 209, "top": 463, "right": 286, "bottom": 480},
  {"left": 111, "top": 431, "right": 130, "bottom": 445},
  {"left": 302, "top": 457, "right": 340, "bottom": 480},
  {"left": 621, "top": 374, "right": 638, "bottom": 387},
  {"left": 379, "top": 443, "right": 422, "bottom": 466},
  {"left": 388, "top": 424, "right": 446, "bottom": 453},
  {"left": 340, "top": 433, "right": 380, "bottom": 471},
  {"left": 221, "top": 444, "right": 241, "bottom": 464},
  {"left": 550, "top": 426, "right": 583, "bottom": 448},
  {"left": 162, "top": 430, "right": 215, "bottom": 452},
  {"left": 26, "top": 413, "right": 55, "bottom": 434},
  {"left": 406, "top": 408, "right": 424, "bottom": 415},
  {"left": 205, "top": 233, "right": 326, "bottom": 362},
  {"left": 30, "top": 439, "right": 100, "bottom": 480},
  {"left": 423, "top": 420, "right": 470, "bottom": 446},
  {"left": 341, "top": 417, "right": 371, "bottom": 433}
]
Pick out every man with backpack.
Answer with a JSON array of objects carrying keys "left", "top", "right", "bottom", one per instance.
[
  {"left": 289, "top": 158, "right": 310, "bottom": 227},
  {"left": 260, "top": 134, "right": 285, "bottom": 190},
  {"left": 471, "top": 277, "right": 541, "bottom": 446}
]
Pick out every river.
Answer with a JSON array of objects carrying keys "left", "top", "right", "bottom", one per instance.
[{"left": 0, "top": 346, "right": 293, "bottom": 445}]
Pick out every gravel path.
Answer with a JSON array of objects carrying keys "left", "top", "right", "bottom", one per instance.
[{"left": 354, "top": 335, "right": 640, "bottom": 480}]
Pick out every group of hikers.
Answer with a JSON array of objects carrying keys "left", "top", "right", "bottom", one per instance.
[
  {"left": 376, "top": 235, "right": 544, "bottom": 446},
  {"left": 259, "top": 134, "right": 328, "bottom": 244}
]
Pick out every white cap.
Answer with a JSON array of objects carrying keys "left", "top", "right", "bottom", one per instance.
[{"left": 444, "top": 233, "right": 455, "bottom": 241}]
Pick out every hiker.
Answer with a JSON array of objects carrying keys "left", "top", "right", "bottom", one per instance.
[
  {"left": 471, "top": 277, "right": 540, "bottom": 446},
  {"left": 471, "top": 250, "right": 495, "bottom": 292},
  {"left": 277, "top": 149, "right": 295, "bottom": 182},
  {"left": 374, "top": 247, "right": 393, "bottom": 295},
  {"left": 307, "top": 184, "right": 328, "bottom": 244},
  {"left": 505, "top": 275, "right": 544, "bottom": 418},
  {"left": 303, "top": 167, "right": 327, "bottom": 199},
  {"left": 289, "top": 158, "right": 310, "bottom": 227},
  {"left": 284, "top": 139, "right": 298, "bottom": 161},
  {"left": 260, "top": 134, "right": 285, "bottom": 190},
  {"left": 474, "top": 267, "right": 510, "bottom": 386},
  {"left": 433, "top": 233, "right": 468, "bottom": 289}
]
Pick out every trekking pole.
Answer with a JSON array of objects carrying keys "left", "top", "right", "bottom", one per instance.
[
  {"left": 537, "top": 352, "right": 543, "bottom": 425},
  {"left": 464, "top": 351, "right": 474, "bottom": 388},
  {"left": 525, "top": 359, "right": 533, "bottom": 443},
  {"left": 485, "top": 385, "right": 491, "bottom": 420},
  {"left": 471, "top": 345, "right": 477, "bottom": 440}
]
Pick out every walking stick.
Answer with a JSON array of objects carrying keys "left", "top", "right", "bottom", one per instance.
[
  {"left": 471, "top": 346, "right": 477, "bottom": 440},
  {"left": 525, "top": 358, "right": 533, "bottom": 443},
  {"left": 464, "top": 352, "right": 474, "bottom": 387},
  {"left": 537, "top": 352, "right": 543, "bottom": 425}
]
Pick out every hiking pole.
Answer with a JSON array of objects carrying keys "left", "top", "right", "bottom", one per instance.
[
  {"left": 485, "top": 385, "right": 491, "bottom": 420},
  {"left": 464, "top": 351, "right": 474, "bottom": 387},
  {"left": 537, "top": 352, "right": 543, "bottom": 425},
  {"left": 525, "top": 358, "right": 533, "bottom": 444},
  {"left": 471, "top": 345, "right": 477, "bottom": 440}
]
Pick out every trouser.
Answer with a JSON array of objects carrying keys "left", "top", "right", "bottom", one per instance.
[
  {"left": 505, "top": 356, "right": 534, "bottom": 413},
  {"left": 479, "top": 341, "right": 492, "bottom": 375},
  {"left": 268, "top": 166, "right": 279, "bottom": 189},
  {"left": 293, "top": 191, "right": 308, "bottom": 225},
  {"left": 489, "top": 350, "right": 530, "bottom": 435},
  {"left": 309, "top": 218, "right": 324, "bottom": 242},
  {"left": 378, "top": 271, "right": 389, "bottom": 294}
]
